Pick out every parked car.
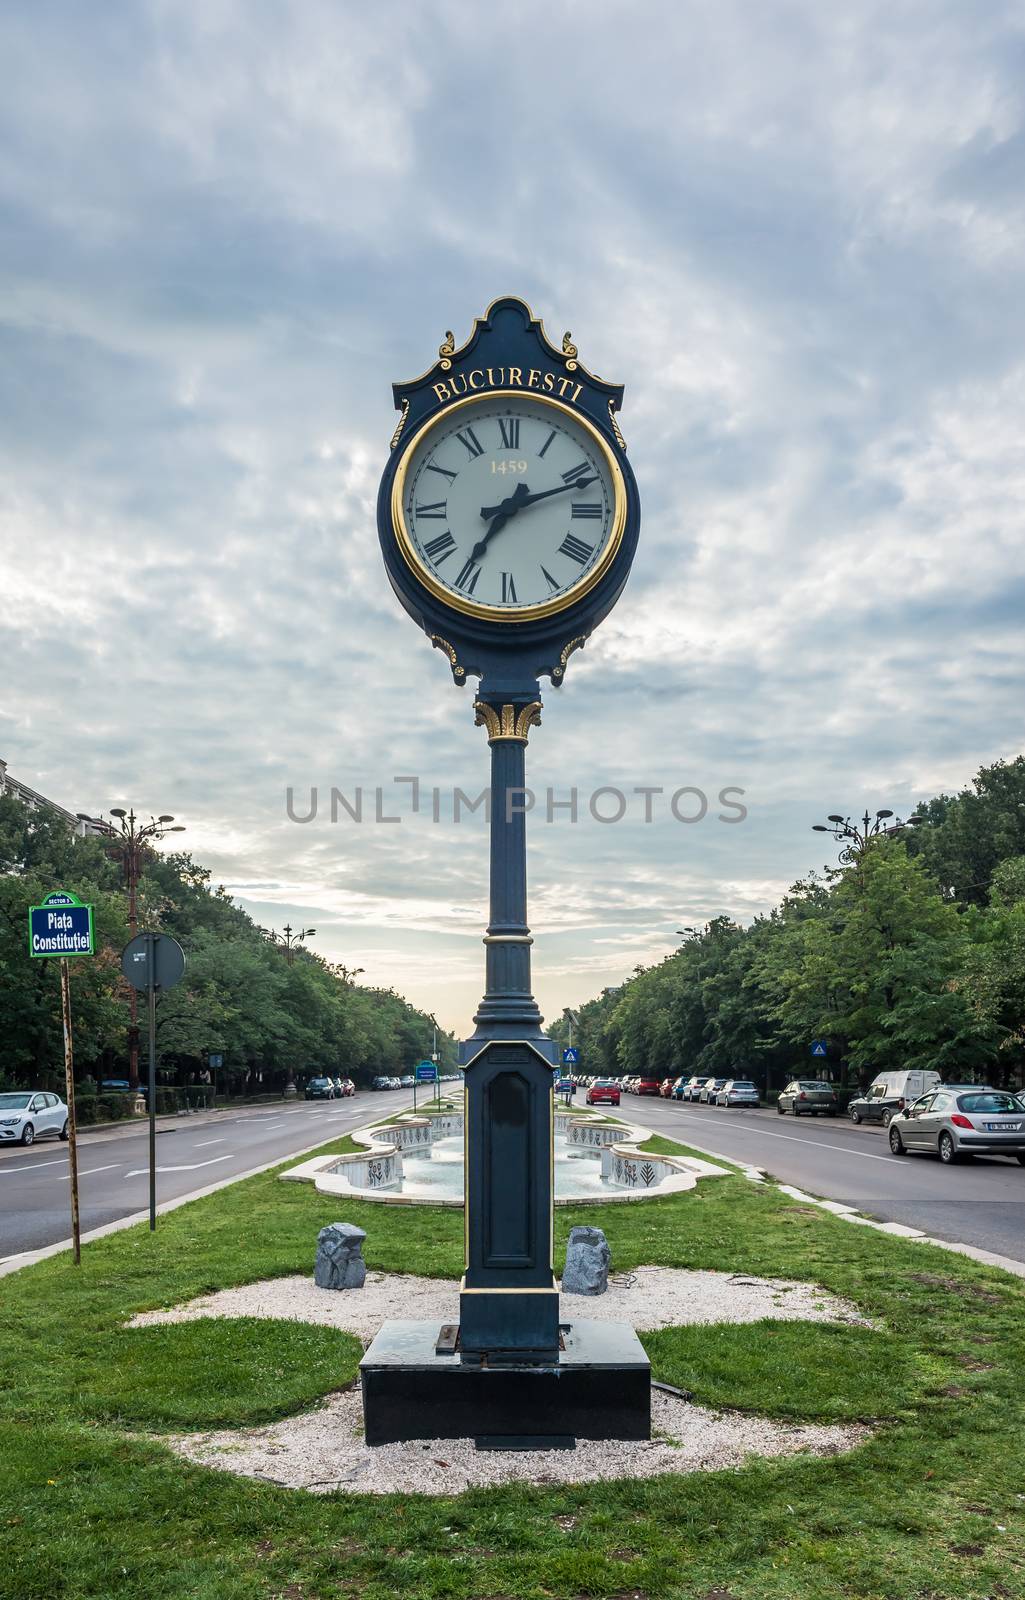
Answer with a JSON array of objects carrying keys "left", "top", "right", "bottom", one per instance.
[
  {"left": 716, "top": 1079, "right": 760, "bottom": 1108},
  {"left": 99, "top": 1078, "right": 133, "bottom": 1093},
  {"left": 679, "top": 1076, "right": 704, "bottom": 1101},
  {"left": 339, "top": 1078, "right": 355, "bottom": 1097},
  {"left": 554, "top": 1076, "right": 574, "bottom": 1095},
  {"left": 304, "top": 1077, "right": 335, "bottom": 1100},
  {"left": 777, "top": 1079, "right": 839, "bottom": 1116},
  {"left": 659, "top": 1077, "right": 675, "bottom": 1098},
  {"left": 399, "top": 1074, "right": 415, "bottom": 1087},
  {"left": 635, "top": 1076, "right": 662, "bottom": 1096},
  {"left": 848, "top": 1084, "right": 906, "bottom": 1126},
  {"left": 0, "top": 1091, "right": 68, "bottom": 1145},
  {"left": 888, "top": 1087, "right": 1025, "bottom": 1165},
  {"left": 669, "top": 1076, "right": 691, "bottom": 1100},
  {"left": 699, "top": 1077, "right": 727, "bottom": 1103},
  {"left": 586, "top": 1078, "right": 621, "bottom": 1106}
]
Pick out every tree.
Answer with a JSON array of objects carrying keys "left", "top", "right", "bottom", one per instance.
[{"left": 754, "top": 843, "right": 995, "bottom": 1083}]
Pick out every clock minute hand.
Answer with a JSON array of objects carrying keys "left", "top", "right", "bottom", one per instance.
[{"left": 479, "top": 474, "right": 598, "bottom": 520}]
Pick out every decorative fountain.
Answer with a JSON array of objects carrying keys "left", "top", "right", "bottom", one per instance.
[{"left": 281, "top": 1102, "right": 727, "bottom": 1207}]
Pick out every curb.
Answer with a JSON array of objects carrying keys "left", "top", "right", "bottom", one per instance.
[
  {"left": 668, "top": 1131, "right": 1025, "bottom": 1281},
  {"left": 0, "top": 1128, "right": 369, "bottom": 1279}
]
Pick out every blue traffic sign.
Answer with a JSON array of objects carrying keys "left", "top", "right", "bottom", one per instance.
[
  {"left": 562, "top": 1046, "right": 579, "bottom": 1064},
  {"left": 810, "top": 1040, "right": 828, "bottom": 1057},
  {"left": 28, "top": 891, "right": 94, "bottom": 959},
  {"left": 415, "top": 1060, "right": 437, "bottom": 1083}
]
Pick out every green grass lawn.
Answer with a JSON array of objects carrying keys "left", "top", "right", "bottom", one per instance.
[{"left": 1, "top": 1131, "right": 1024, "bottom": 1600}]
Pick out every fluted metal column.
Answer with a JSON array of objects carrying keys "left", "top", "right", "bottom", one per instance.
[
  {"left": 460, "top": 689, "right": 557, "bottom": 1358},
  {"left": 470, "top": 694, "right": 544, "bottom": 1038}
]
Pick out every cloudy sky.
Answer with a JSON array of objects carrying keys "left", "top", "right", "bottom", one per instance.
[{"left": 2, "top": 2, "right": 1024, "bottom": 1034}]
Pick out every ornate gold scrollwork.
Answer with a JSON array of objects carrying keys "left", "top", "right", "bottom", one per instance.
[
  {"left": 390, "top": 398, "right": 410, "bottom": 451},
  {"left": 439, "top": 331, "right": 456, "bottom": 370},
  {"left": 608, "top": 399, "right": 627, "bottom": 451},
  {"left": 562, "top": 331, "right": 578, "bottom": 371},
  {"left": 430, "top": 634, "right": 466, "bottom": 682},
  {"left": 550, "top": 636, "right": 587, "bottom": 684},
  {"left": 473, "top": 700, "right": 543, "bottom": 743}
]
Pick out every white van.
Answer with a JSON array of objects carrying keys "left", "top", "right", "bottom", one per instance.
[{"left": 866, "top": 1069, "right": 940, "bottom": 1104}]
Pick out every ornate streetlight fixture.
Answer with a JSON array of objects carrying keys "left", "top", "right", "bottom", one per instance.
[
  {"left": 77, "top": 807, "right": 186, "bottom": 1086},
  {"left": 812, "top": 807, "right": 924, "bottom": 865},
  {"left": 268, "top": 923, "right": 316, "bottom": 965}
]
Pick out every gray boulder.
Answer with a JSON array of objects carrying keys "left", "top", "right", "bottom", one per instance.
[
  {"left": 314, "top": 1222, "right": 367, "bottom": 1290},
  {"left": 562, "top": 1224, "right": 610, "bottom": 1295}
]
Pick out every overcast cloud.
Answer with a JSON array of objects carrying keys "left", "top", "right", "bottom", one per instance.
[{"left": 2, "top": 1, "right": 1024, "bottom": 1032}]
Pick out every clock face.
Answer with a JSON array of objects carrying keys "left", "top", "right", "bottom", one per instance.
[{"left": 392, "top": 393, "right": 625, "bottom": 619}]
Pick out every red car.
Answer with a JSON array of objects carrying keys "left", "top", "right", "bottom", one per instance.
[
  {"left": 635, "top": 1077, "right": 662, "bottom": 1096},
  {"left": 587, "top": 1079, "right": 621, "bottom": 1106}
]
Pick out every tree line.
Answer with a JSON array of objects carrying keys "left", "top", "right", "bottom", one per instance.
[
  {"left": 0, "top": 795, "right": 456, "bottom": 1092},
  {"left": 548, "top": 756, "right": 1025, "bottom": 1092}
]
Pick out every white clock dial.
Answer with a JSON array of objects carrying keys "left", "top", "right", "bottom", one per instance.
[{"left": 395, "top": 394, "right": 623, "bottom": 617}]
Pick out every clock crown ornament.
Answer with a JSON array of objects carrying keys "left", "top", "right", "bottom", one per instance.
[{"left": 377, "top": 295, "right": 641, "bottom": 695}]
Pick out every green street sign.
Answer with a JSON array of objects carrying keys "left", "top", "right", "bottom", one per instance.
[{"left": 28, "top": 890, "right": 95, "bottom": 958}]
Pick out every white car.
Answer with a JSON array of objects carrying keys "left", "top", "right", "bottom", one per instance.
[{"left": 0, "top": 1091, "right": 68, "bottom": 1146}]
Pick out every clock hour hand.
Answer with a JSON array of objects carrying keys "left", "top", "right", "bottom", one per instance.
[
  {"left": 479, "top": 475, "right": 597, "bottom": 520},
  {"left": 470, "top": 482, "right": 531, "bottom": 559},
  {"left": 470, "top": 512, "right": 511, "bottom": 562}
]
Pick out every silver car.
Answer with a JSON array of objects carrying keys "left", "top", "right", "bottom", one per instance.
[
  {"left": 716, "top": 1079, "right": 760, "bottom": 1107},
  {"left": 0, "top": 1091, "right": 68, "bottom": 1146},
  {"left": 888, "top": 1087, "right": 1025, "bottom": 1165}
]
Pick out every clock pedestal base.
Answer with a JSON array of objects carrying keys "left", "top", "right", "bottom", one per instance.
[{"left": 360, "top": 1318, "right": 651, "bottom": 1448}]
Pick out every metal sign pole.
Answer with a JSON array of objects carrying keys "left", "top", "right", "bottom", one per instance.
[
  {"left": 59, "top": 957, "right": 81, "bottom": 1266},
  {"left": 146, "top": 931, "right": 157, "bottom": 1231}
]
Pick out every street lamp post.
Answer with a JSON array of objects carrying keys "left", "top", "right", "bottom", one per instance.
[
  {"left": 812, "top": 807, "right": 924, "bottom": 865},
  {"left": 268, "top": 923, "right": 317, "bottom": 965},
  {"left": 77, "top": 808, "right": 185, "bottom": 1088},
  {"left": 265, "top": 924, "right": 317, "bottom": 1097}
]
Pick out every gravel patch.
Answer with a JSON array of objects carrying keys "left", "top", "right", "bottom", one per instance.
[
  {"left": 128, "top": 1266, "right": 870, "bottom": 1339},
  {"left": 165, "top": 1388, "right": 870, "bottom": 1494}
]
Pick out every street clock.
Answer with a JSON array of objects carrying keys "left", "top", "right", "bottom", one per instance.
[{"left": 377, "top": 296, "right": 640, "bottom": 687}]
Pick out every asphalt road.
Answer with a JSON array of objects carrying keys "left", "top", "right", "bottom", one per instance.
[
  {"left": 5, "top": 1086, "right": 1024, "bottom": 1270},
  {"left": 626, "top": 1093, "right": 1025, "bottom": 1263},
  {"left": 0, "top": 1089, "right": 416, "bottom": 1261}
]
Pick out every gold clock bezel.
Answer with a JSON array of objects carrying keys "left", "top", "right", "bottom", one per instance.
[{"left": 391, "top": 390, "right": 627, "bottom": 622}]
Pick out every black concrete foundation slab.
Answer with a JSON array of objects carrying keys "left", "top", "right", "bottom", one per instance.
[{"left": 360, "top": 1319, "right": 651, "bottom": 1447}]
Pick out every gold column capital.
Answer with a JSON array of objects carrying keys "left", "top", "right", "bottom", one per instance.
[{"left": 473, "top": 700, "right": 542, "bottom": 744}]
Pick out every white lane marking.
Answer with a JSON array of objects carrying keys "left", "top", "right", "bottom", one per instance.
[
  {"left": 666, "top": 1112, "right": 895, "bottom": 1163},
  {"left": 0, "top": 1159, "right": 65, "bottom": 1173},
  {"left": 124, "top": 1155, "right": 233, "bottom": 1177},
  {"left": 193, "top": 1139, "right": 226, "bottom": 1148},
  {"left": 77, "top": 1164, "right": 122, "bottom": 1177}
]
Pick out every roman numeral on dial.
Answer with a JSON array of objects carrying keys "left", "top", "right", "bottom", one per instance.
[
  {"left": 425, "top": 462, "right": 457, "bottom": 482},
  {"left": 501, "top": 572, "right": 518, "bottom": 604},
  {"left": 423, "top": 531, "right": 456, "bottom": 565},
  {"left": 415, "top": 500, "right": 447, "bottom": 519},
  {"left": 498, "top": 418, "right": 520, "bottom": 449},
  {"left": 559, "top": 533, "right": 594, "bottom": 565},
  {"left": 541, "top": 565, "right": 560, "bottom": 593},
  {"left": 455, "top": 557, "right": 482, "bottom": 594},
  {"left": 455, "top": 426, "right": 485, "bottom": 459},
  {"left": 571, "top": 502, "right": 602, "bottom": 519},
  {"left": 538, "top": 430, "right": 557, "bottom": 459},
  {"left": 561, "top": 461, "right": 592, "bottom": 485}
]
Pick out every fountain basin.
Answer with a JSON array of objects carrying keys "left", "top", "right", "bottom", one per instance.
[{"left": 280, "top": 1107, "right": 728, "bottom": 1204}]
